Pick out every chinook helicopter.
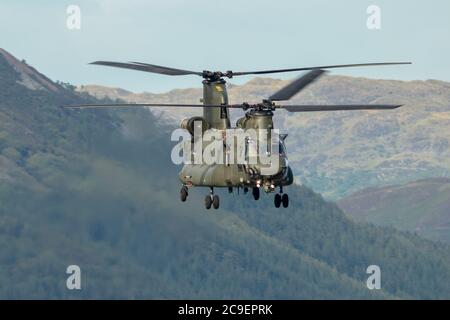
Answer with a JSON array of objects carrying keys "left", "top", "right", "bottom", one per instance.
[{"left": 66, "top": 61, "right": 410, "bottom": 209}]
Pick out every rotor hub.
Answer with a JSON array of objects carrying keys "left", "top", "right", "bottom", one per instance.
[{"left": 201, "top": 71, "right": 227, "bottom": 81}]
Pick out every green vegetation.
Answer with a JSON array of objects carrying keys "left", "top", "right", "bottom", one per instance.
[
  {"left": 339, "top": 178, "right": 450, "bottom": 244},
  {"left": 1, "top": 52, "right": 450, "bottom": 299}
]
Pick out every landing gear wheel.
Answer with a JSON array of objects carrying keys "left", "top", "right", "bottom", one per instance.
[
  {"left": 252, "top": 187, "right": 260, "bottom": 200},
  {"left": 274, "top": 194, "right": 281, "bottom": 208},
  {"left": 205, "top": 195, "right": 212, "bottom": 210},
  {"left": 212, "top": 195, "right": 220, "bottom": 209},
  {"left": 243, "top": 187, "right": 249, "bottom": 194},
  {"left": 180, "top": 186, "right": 188, "bottom": 202},
  {"left": 282, "top": 194, "right": 289, "bottom": 208}
]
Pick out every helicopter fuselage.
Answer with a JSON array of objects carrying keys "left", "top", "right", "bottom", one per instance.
[{"left": 178, "top": 79, "right": 294, "bottom": 194}]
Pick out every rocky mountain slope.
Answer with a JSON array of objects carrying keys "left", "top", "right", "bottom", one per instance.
[
  {"left": 79, "top": 75, "right": 450, "bottom": 199},
  {"left": 338, "top": 178, "right": 450, "bottom": 244}
]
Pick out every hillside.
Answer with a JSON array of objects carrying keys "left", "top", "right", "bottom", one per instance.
[
  {"left": 1, "top": 48, "right": 450, "bottom": 299},
  {"left": 338, "top": 178, "right": 450, "bottom": 244},
  {"left": 79, "top": 74, "right": 450, "bottom": 199}
]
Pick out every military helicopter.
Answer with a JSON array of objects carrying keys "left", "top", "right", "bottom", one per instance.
[{"left": 66, "top": 61, "right": 410, "bottom": 209}]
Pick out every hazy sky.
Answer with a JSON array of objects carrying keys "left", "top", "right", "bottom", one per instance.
[{"left": 1, "top": 0, "right": 449, "bottom": 92}]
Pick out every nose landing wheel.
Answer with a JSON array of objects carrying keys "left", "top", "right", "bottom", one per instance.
[
  {"left": 205, "top": 195, "right": 212, "bottom": 209},
  {"left": 274, "top": 187, "right": 289, "bottom": 208},
  {"left": 212, "top": 195, "right": 220, "bottom": 209},
  {"left": 252, "top": 187, "right": 260, "bottom": 200},
  {"left": 274, "top": 194, "right": 281, "bottom": 208},
  {"left": 205, "top": 188, "right": 220, "bottom": 210},
  {"left": 180, "top": 186, "right": 188, "bottom": 202},
  {"left": 281, "top": 193, "right": 289, "bottom": 208}
]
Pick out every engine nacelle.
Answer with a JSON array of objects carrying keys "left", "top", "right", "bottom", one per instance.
[
  {"left": 235, "top": 109, "right": 274, "bottom": 131},
  {"left": 180, "top": 116, "right": 209, "bottom": 136}
]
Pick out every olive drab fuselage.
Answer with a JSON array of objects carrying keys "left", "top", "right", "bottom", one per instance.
[{"left": 178, "top": 79, "right": 293, "bottom": 192}]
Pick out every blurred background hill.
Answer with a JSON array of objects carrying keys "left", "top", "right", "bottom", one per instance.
[
  {"left": 1, "top": 48, "right": 450, "bottom": 299},
  {"left": 338, "top": 178, "right": 450, "bottom": 244}
]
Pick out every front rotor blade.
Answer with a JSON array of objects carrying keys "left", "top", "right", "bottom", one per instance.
[
  {"left": 280, "top": 104, "right": 402, "bottom": 112},
  {"left": 269, "top": 69, "right": 326, "bottom": 101},
  {"left": 231, "top": 62, "right": 411, "bottom": 77},
  {"left": 90, "top": 61, "right": 202, "bottom": 76}
]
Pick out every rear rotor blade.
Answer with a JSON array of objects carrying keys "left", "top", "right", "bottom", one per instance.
[
  {"left": 232, "top": 62, "right": 411, "bottom": 77},
  {"left": 279, "top": 104, "right": 402, "bottom": 112},
  {"left": 63, "top": 103, "right": 210, "bottom": 109},
  {"left": 90, "top": 61, "right": 202, "bottom": 76},
  {"left": 64, "top": 103, "right": 402, "bottom": 111},
  {"left": 269, "top": 69, "right": 326, "bottom": 101}
]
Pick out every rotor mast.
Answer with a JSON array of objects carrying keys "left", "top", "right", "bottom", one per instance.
[{"left": 202, "top": 77, "right": 230, "bottom": 130}]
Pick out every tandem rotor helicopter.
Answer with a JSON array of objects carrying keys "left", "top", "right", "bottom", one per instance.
[{"left": 66, "top": 61, "right": 410, "bottom": 209}]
